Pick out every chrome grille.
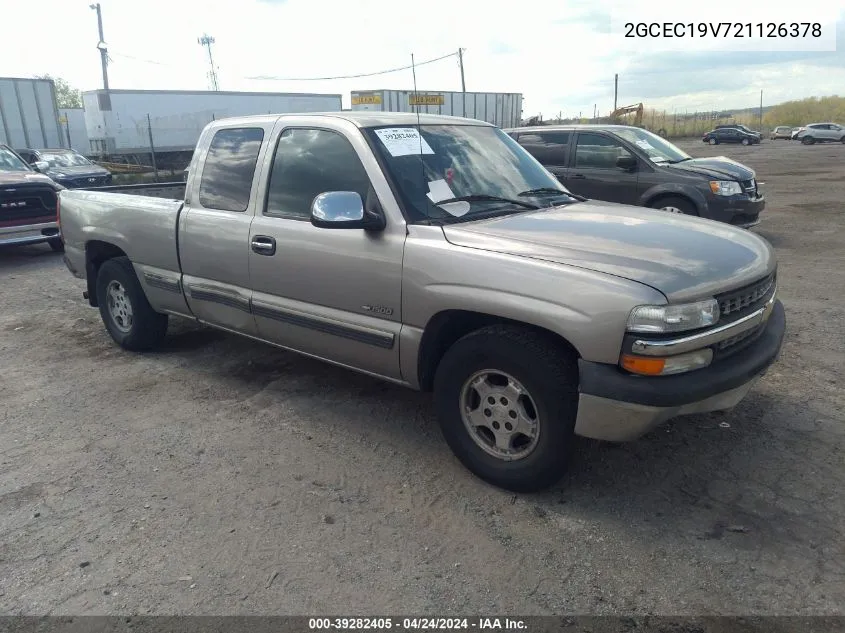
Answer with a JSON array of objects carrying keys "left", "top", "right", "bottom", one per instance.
[
  {"left": 740, "top": 178, "right": 757, "bottom": 195},
  {"left": 718, "top": 273, "right": 775, "bottom": 317}
]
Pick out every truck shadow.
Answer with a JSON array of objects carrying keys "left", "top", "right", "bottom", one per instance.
[
  {"left": 152, "top": 323, "right": 829, "bottom": 547},
  {"left": 0, "top": 244, "right": 61, "bottom": 270}
]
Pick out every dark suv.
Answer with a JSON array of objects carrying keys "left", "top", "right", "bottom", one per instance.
[
  {"left": 15, "top": 148, "right": 112, "bottom": 188},
  {"left": 504, "top": 124, "right": 764, "bottom": 228}
]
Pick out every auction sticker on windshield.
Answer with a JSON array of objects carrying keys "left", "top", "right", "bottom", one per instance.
[
  {"left": 635, "top": 140, "right": 656, "bottom": 151},
  {"left": 374, "top": 128, "right": 434, "bottom": 157}
]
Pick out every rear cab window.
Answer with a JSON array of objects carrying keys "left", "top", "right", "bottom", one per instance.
[{"left": 198, "top": 127, "right": 265, "bottom": 212}]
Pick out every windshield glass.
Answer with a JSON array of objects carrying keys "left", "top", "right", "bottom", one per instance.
[
  {"left": 364, "top": 124, "right": 575, "bottom": 223},
  {"left": 0, "top": 147, "right": 31, "bottom": 172},
  {"left": 612, "top": 127, "right": 692, "bottom": 164},
  {"left": 41, "top": 151, "right": 94, "bottom": 168}
]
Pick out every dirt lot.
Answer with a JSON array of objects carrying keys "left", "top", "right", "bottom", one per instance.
[{"left": 1, "top": 139, "right": 843, "bottom": 616}]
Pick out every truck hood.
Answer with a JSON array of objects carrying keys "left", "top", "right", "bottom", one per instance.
[
  {"left": 0, "top": 171, "right": 58, "bottom": 188},
  {"left": 46, "top": 165, "right": 110, "bottom": 178},
  {"left": 664, "top": 157, "right": 755, "bottom": 181},
  {"left": 442, "top": 200, "right": 776, "bottom": 302}
]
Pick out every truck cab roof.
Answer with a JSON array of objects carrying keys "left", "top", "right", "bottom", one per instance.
[{"left": 205, "top": 111, "right": 495, "bottom": 130}]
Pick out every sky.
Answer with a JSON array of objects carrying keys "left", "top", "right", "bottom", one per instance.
[{"left": 1, "top": 0, "right": 844, "bottom": 118}]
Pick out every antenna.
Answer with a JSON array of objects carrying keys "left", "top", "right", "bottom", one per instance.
[
  {"left": 198, "top": 33, "right": 219, "bottom": 91},
  {"left": 410, "top": 53, "right": 426, "bottom": 191}
]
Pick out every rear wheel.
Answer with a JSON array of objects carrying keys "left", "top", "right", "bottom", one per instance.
[
  {"left": 840, "top": 136, "right": 845, "bottom": 144},
  {"left": 433, "top": 325, "right": 579, "bottom": 492},
  {"left": 649, "top": 196, "right": 697, "bottom": 216},
  {"left": 95, "top": 257, "right": 168, "bottom": 351},
  {"left": 741, "top": 138, "right": 750, "bottom": 146}
]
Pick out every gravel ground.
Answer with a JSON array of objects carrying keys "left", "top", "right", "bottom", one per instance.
[{"left": 0, "top": 139, "right": 843, "bottom": 616}]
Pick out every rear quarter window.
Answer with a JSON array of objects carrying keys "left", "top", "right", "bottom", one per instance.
[{"left": 199, "top": 127, "right": 265, "bottom": 212}]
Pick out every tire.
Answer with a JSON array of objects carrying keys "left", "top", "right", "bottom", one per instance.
[
  {"left": 649, "top": 195, "right": 697, "bottom": 216},
  {"left": 741, "top": 138, "right": 750, "bottom": 146},
  {"left": 709, "top": 138, "right": 718, "bottom": 145},
  {"left": 802, "top": 136, "right": 815, "bottom": 145},
  {"left": 48, "top": 238, "right": 64, "bottom": 252},
  {"left": 95, "top": 257, "right": 168, "bottom": 351},
  {"left": 432, "top": 325, "right": 579, "bottom": 492},
  {"left": 840, "top": 136, "right": 845, "bottom": 144}
]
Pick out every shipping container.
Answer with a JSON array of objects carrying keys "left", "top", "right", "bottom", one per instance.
[
  {"left": 59, "top": 108, "right": 89, "bottom": 154},
  {"left": 83, "top": 89, "right": 344, "bottom": 155},
  {"left": 350, "top": 89, "right": 523, "bottom": 128},
  {"left": 0, "top": 77, "right": 65, "bottom": 149}
]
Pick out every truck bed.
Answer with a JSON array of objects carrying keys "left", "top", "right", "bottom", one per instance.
[{"left": 59, "top": 187, "right": 185, "bottom": 284}]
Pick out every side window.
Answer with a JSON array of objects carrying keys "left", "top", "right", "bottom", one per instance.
[
  {"left": 198, "top": 127, "right": 264, "bottom": 212},
  {"left": 574, "top": 133, "right": 631, "bottom": 169},
  {"left": 265, "top": 128, "right": 371, "bottom": 220},
  {"left": 517, "top": 131, "right": 570, "bottom": 165}
]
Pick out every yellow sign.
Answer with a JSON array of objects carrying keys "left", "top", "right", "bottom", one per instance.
[
  {"left": 352, "top": 93, "right": 382, "bottom": 105},
  {"left": 409, "top": 94, "right": 445, "bottom": 106},
  {"left": 59, "top": 115, "right": 68, "bottom": 123}
]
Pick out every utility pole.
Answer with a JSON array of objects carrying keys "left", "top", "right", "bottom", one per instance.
[
  {"left": 458, "top": 48, "right": 466, "bottom": 117},
  {"left": 593, "top": 103, "right": 597, "bottom": 119},
  {"left": 613, "top": 74, "right": 618, "bottom": 112},
  {"left": 198, "top": 34, "right": 220, "bottom": 91},
  {"left": 89, "top": 3, "right": 109, "bottom": 91},
  {"left": 759, "top": 90, "right": 763, "bottom": 129}
]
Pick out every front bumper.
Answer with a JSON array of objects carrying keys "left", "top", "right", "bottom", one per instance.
[
  {"left": 574, "top": 299, "right": 785, "bottom": 442},
  {"left": 706, "top": 193, "right": 765, "bottom": 228},
  {"left": 0, "top": 221, "right": 60, "bottom": 247}
]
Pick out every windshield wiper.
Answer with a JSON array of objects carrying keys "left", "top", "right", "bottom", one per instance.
[
  {"left": 518, "top": 187, "right": 586, "bottom": 202},
  {"left": 667, "top": 157, "right": 692, "bottom": 164},
  {"left": 434, "top": 194, "right": 539, "bottom": 210}
]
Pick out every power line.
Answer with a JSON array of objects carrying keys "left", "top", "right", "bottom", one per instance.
[{"left": 244, "top": 51, "right": 459, "bottom": 81}]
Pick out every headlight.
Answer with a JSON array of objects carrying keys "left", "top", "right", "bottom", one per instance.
[
  {"left": 52, "top": 172, "right": 67, "bottom": 178},
  {"left": 709, "top": 181, "right": 742, "bottom": 196},
  {"left": 627, "top": 299, "right": 720, "bottom": 334}
]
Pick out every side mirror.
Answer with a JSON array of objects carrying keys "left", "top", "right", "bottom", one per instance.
[
  {"left": 33, "top": 160, "right": 50, "bottom": 173},
  {"left": 310, "top": 191, "right": 384, "bottom": 230},
  {"left": 616, "top": 155, "right": 637, "bottom": 171}
]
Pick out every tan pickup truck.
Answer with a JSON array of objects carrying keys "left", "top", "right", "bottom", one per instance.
[{"left": 58, "top": 113, "right": 786, "bottom": 491}]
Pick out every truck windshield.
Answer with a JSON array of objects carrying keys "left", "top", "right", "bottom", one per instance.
[
  {"left": 0, "top": 147, "right": 31, "bottom": 172},
  {"left": 364, "top": 124, "right": 577, "bottom": 223},
  {"left": 612, "top": 128, "right": 692, "bottom": 164},
  {"left": 41, "top": 151, "right": 94, "bottom": 168}
]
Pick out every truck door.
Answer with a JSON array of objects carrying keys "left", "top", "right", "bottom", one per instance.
[
  {"left": 179, "top": 123, "right": 273, "bottom": 336},
  {"left": 565, "top": 131, "right": 640, "bottom": 204},
  {"left": 247, "top": 120, "right": 405, "bottom": 381}
]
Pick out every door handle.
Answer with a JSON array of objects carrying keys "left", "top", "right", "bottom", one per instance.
[
  {"left": 251, "top": 236, "right": 276, "bottom": 256},
  {"left": 571, "top": 174, "right": 586, "bottom": 179}
]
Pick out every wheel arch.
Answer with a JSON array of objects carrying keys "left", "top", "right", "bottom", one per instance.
[
  {"left": 85, "top": 241, "right": 129, "bottom": 307},
  {"left": 416, "top": 309, "right": 582, "bottom": 393}
]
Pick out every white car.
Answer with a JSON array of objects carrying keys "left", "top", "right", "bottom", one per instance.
[{"left": 794, "top": 123, "right": 845, "bottom": 144}]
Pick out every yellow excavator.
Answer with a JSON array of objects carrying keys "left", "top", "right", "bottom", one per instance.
[{"left": 610, "top": 103, "right": 644, "bottom": 127}]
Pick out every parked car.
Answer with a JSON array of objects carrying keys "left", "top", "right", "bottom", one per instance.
[
  {"left": 16, "top": 148, "right": 112, "bottom": 188},
  {"left": 0, "top": 143, "right": 63, "bottom": 251},
  {"left": 715, "top": 124, "right": 762, "bottom": 140},
  {"left": 791, "top": 127, "right": 806, "bottom": 140},
  {"left": 793, "top": 123, "right": 845, "bottom": 144},
  {"left": 57, "top": 113, "right": 785, "bottom": 492},
  {"left": 505, "top": 124, "right": 764, "bottom": 227},
  {"left": 702, "top": 128, "right": 761, "bottom": 146},
  {"left": 770, "top": 126, "right": 794, "bottom": 140}
]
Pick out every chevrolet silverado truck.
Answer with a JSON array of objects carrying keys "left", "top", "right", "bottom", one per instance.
[
  {"left": 58, "top": 113, "right": 786, "bottom": 492},
  {"left": 1, "top": 143, "right": 64, "bottom": 251}
]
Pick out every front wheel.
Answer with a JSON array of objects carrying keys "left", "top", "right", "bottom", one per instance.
[
  {"left": 649, "top": 196, "right": 697, "bottom": 216},
  {"left": 708, "top": 138, "right": 718, "bottom": 145},
  {"left": 433, "top": 325, "right": 579, "bottom": 492},
  {"left": 95, "top": 257, "right": 168, "bottom": 351},
  {"left": 802, "top": 136, "right": 815, "bottom": 145},
  {"left": 840, "top": 136, "right": 845, "bottom": 144}
]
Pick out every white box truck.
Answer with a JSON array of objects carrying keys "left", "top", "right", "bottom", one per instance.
[
  {"left": 83, "top": 89, "right": 343, "bottom": 157},
  {"left": 350, "top": 89, "right": 523, "bottom": 128}
]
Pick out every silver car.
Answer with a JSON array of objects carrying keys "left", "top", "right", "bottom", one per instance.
[{"left": 795, "top": 122, "right": 845, "bottom": 144}]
